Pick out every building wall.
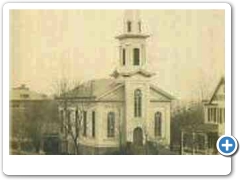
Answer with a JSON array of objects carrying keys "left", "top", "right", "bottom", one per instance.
[
  {"left": 148, "top": 101, "right": 171, "bottom": 146},
  {"left": 124, "top": 78, "right": 150, "bottom": 143},
  {"left": 58, "top": 82, "right": 172, "bottom": 152},
  {"left": 59, "top": 101, "right": 124, "bottom": 149},
  {"left": 79, "top": 102, "right": 124, "bottom": 148}
]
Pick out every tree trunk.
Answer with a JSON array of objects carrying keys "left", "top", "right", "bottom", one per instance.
[{"left": 74, "top": 140, "right": 79, "bottom": 155}]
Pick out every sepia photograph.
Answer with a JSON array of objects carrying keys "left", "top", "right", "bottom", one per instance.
[{"left": 9, "top": 8, "right": 225, "bottom": 155}]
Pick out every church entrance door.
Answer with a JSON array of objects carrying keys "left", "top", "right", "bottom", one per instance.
[{"left": 133, "top": 127, "right": 143, "bottom": 146}]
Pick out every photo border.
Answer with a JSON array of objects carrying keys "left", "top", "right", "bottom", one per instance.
[{"left": 3, "top": 2, "right": 231, "bottom": 175}]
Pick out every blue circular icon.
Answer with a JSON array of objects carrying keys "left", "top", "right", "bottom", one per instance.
[{"left": 217, "top": 135, "right": 238, "bottom": 156}]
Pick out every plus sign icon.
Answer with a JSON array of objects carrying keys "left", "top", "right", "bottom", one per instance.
[{"left": 217, "top": 135, "right": 238, "bottom": 156}]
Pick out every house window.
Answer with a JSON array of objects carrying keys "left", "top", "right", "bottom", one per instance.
[
  {"left": 138, "top": 21, "right": 141, "bottom": 32},
  {"left": 219, "top": 108, "right": 223, "bottom": 124},
  {"left": 107, "top": 112, "right": 115, "bottom": 137},
  {"left": 12, "top": 103, "right": 20, "bottom": 108},
  {"left": 133, "top": 48, "right": 140, "bottom": 65},
  {"left": 134, "top": 89, "right": 142, "bottom": 117},
  {"left": 60, "top": 110, "right": 64, "bottom": 133},
  {"left": 127, "top": 21, "right": 131, "bottom": 32},
  {"left": 154, "top": 112, "right": 162, "bottom": 137},
  {"left": 213, "top": 108, "right": 217, "bottom": 123},
  {"left": 208, "top": 107, "right": 219, "bottom": 123},
  {"left": 83, "top": 111, "right": 87, "bottom": 137},
  {"left": 122, "top": 48, "right": 126, "bottom": 65},
  {"left": 92, "top": 111, "right": 95, "bottom": 138},
  {"left": 20, "top": 94, "right": 29, "bottom": 98},
  {"left": 207, "top": 108, "right": 211, "bottom": 122}
]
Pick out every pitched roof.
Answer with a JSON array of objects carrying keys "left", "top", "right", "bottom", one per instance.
[
  {"left": 150, "top": 84, "right": 175, "bottom": 100},
  {"left": 61, "top": 78, "right": 174, "bottom": 102},
  {"left": 208, "top": 76, "right": 225, "bottom": 104},
  {"left": 63, "top": 78, "right": 123, "bottom": 99}
]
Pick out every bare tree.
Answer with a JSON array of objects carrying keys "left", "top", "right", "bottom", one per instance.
[{"left": 53, "top": 78, "right": 86, "bottom": 155}]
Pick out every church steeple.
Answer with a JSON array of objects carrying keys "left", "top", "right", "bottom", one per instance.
[{"left": 112, "top": 10, "right": 154, "bottom": 79}]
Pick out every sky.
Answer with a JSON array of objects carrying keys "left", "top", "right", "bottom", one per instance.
[{"left": 10, "top": 10, "right": 225, "bottom": 101}]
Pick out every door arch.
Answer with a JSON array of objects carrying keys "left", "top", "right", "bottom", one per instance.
[{"left": 133, "top": 127, "right": 143, "bottom": 146}]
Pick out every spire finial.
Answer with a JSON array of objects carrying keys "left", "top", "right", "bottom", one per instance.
[{"left": 123, "top": 10, "right": 142, "bottom": 34}]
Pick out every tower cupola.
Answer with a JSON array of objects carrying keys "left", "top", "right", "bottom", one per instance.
[{"left": 111, "top": 10, "right": 154, "bottom": 79}]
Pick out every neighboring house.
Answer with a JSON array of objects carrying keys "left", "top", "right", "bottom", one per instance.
[
  {"left": 181, "top": 77, "right": 225, "bottom": 155},
  {"left": 58, "top": 10, "right": 174, "bottom": 155},
  {"left": 10, "top": 84, "right": 59, "bottom": 154}
]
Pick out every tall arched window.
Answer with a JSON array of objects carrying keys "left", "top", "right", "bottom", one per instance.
[
  {"left": 107, "top": 112, "right": 115, "bottom": 137},
  {"left": 134, "top": 89, "right": 142, "bottom": 117},
  {"left": 155, "top": 112, "right": 162, "bottom": 137},
  {"left": 122, "top": 48, "right": 126, "bottom": 65}
]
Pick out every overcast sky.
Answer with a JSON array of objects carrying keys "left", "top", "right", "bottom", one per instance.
[{"left": 10, "top": 10, "right": 225, "bottom": 101}]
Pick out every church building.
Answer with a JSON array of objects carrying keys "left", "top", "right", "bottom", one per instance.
[{"left": 58, "top": 10, "right": 174, "bottom": 154}]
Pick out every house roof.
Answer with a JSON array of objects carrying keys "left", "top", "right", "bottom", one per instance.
[
  {"left": 61, "top": 78, "right": 122, "bottom": 99},
  {"left": 11, "top": 84, "right": 49, "bottom": 101},
  {"left": 60, "top": 78, "right": 174, "bottom": 102},
  {"left": 206, "top": 76, "right": 225, "bottom": 104},
  {"left": 150, "top": 84, "right": 175, "bottom": 100}
]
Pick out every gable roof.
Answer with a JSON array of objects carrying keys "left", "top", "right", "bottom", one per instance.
[
  {"left": 59, "top": 79, "right": 174, "bottom": 102},
  {"left": 96, "top": 83, "right": 124, "bottom": 101},
  {"left": 208, "top": 76, "right": 225, "bottom": 104},
  {"left": 150, "top": 84, "right": 175, "bottom": 101}
]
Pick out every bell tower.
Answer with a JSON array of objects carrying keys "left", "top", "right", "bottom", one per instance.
[
  {"left": 110, "top": 10, "right": 156, "bottom": 145},
  {"left": 111, "top": 10, "right": 154, "bottom": 79}
]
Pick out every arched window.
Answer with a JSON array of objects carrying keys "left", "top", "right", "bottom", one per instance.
[
  {"left": 83, "top": 111, "right": 87, "bottom": 137},
  {"left": 127, "top": 21, "right": 132, "bottom": 32},
  {"left": 134, "top": 89, "right": 142, "bottom": 117},
  {"left": 107, "top": 112, "right": 115, "bottom": 137},
  {"left": 133, "top": 48, "right": 140, "bottom": 65},
  {"left": 122, "top": 48, "right": 126, "bottom": 65},
  {"left": 154, "top": 112, "right": 162, "bottom": 137}
]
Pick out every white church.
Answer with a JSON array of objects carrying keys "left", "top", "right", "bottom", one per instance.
[{"left": 58, "top": 10, "right": 174, "bottom": 154}]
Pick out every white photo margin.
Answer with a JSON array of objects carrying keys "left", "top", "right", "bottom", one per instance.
[{"left": 3, "top": 2, "right": 231, "bottom": 175}]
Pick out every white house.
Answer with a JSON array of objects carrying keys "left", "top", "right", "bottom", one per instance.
[
  {"left": 204, "top": 77, "right": 225, "bottom": 136},
  {"left": 58, "top": 10, "right": 174, "bottom": 155},
  {"left": 181, "top": 77, "right": 225, "bottom": 155}
]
